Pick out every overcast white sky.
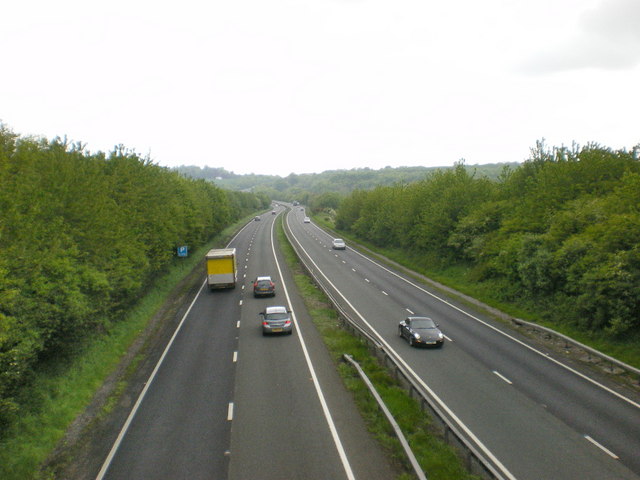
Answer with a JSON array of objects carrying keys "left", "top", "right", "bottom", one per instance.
[{"left": 2, "top": 0, "right": 639, "bottom": 177}]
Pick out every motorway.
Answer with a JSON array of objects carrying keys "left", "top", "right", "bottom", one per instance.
[
  {"left": 283, "top": 205, "right": 640, "bottom": 480},
  {"left": 96, "top": 206, "right": 396, "bottom": 480}
]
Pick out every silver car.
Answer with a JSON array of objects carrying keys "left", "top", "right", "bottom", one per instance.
[
  {"left": 398, "top": 316, "right": 444, "bottom": 347},
  {"left": 332, "top": 238, "right": 346, "bottom": 250},
  {"left": 260, "top": 306, "right": 293, "bottom": 335}
]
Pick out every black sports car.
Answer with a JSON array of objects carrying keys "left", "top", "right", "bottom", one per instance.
[{"left": 398, "top": 316, "right": 444, "bottom": 347}]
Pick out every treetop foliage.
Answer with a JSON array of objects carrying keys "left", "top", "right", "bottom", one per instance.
[
  {"left": 334, "top": 142, "right": 640, "bottom": 339},
  {"left": 174, "top": 162, "right": 518, "bottom": 198}
]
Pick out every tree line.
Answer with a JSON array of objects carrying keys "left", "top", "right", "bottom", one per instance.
[
  {"left": 335, "top": 141, "right": 640, "bottom": 339},
  {"left": 0, "top": 125, "right": 269, "bottom": 432},
  {"left": 175, "top": 162, "right": 517, "bottom": 201}
]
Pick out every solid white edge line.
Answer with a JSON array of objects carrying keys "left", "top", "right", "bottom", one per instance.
[
  {"left": 270, "top": 218, "right": 356, "bottom": 480},
  {"left": 95, "top": 279, "right": 208, "bottom": 480},
  {"left": 314, "top": 225, "right": 640, "bottom": 411},
  {"left": 585, "top": 435, "right": 619, "bottom": 459},
  {"left": 286, "top": 214, "right": 517, "bottom": 480}
]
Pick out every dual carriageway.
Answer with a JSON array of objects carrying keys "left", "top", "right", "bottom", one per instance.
[{"left": 95, "top": 204, "right": 640, "bottom": 480}]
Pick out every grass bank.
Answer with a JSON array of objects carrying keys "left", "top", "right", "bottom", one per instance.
[
  {"left": 276, "top": 218, "right": 479, "bottom": 480},
  {"left": 0, "top": 218, "right": 252, "bottom": 480}
]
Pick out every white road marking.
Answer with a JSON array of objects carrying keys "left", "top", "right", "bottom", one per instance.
[
  {"left": 585, "top": 436, "right": 619, "bottom": 459},
  {"left": 227, "top": 402, "right": 234, "bottom": 421},
  {"left": 233, "top": 351, "right": 238, "bottom": 363},
  {"left": 285, "top": 215, "right": 518, "bottom": 480},
  {"left": 493, "top": 371, "right": 513, "bottom": 385},
  {"left": 406, "top": 308, "right": 414, "bottom": 315},
  {"left": 96, "top": 279, "right": 209, "bottom": 480},
  {"left": 382, "top": 291, "right": 388, "bottom": 296},
  {"left": 270, "top": 219, "right": 356, "bottom": 480}
]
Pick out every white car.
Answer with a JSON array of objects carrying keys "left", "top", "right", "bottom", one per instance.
[
  {"left": 332, "top": 238, "right": 346, "bottom": 250},
  {"left": 303, "top": 217, "right": 311, "bottom": 223}
]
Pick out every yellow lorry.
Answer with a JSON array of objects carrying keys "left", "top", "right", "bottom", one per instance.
[{"left": 205, "top": 248, "right": 237, "bottom": 289}]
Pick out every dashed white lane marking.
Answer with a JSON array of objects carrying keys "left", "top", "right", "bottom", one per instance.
[
  {"left": 233, "top": 351, "right": 238, "bottom": 363},
  {"left": 585, "top": 435, "right": 619, "bottom": 459},
  {"left": 406, "top": 308, "right": 414, "bottom": 315},
  {"left": 227, "top": 403, "right": 234, "bottom": 421},
  {"left": 493, "top": 371, "right": 513, "bottom": 385}
]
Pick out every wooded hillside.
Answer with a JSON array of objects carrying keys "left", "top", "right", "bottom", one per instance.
[
  {"left": 0, "top": 125, "right": 268, "bottom": 432},
  {"left": 335, "top": 141, "right": 640, "bottom": 339}
]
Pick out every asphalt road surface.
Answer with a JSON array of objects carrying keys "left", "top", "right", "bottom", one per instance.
[{"left": 96, "top": 207, "right": 397, "bottom": 480}]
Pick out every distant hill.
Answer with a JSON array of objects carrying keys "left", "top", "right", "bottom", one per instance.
[{"left": 173, "top": 163, "right": 519, "bottom": 196}]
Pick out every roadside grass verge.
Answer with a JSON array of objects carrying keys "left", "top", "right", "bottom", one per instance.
[
  {"left": 312, "top": 213, "right": 640, "bottom": 369},
  {"left": 0, "top": 218, "right": 252, "bottom": 480},
  {"left": 277, "top": 219, "right": 479, "bottom": 480}
]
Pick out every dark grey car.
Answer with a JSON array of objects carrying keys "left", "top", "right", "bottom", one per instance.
[
  {"left": 398, "top": 316, "right": 444, "bottom": 347},
  {"left": 253, "top": 276, "right": 275, "bottom": 297}
]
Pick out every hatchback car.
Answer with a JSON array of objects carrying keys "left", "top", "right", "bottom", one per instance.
[
  {"left": 303, "top": 216, "right": 311, "bottom": 223},
  {"left": 398, "top": 316, "right": 444, "bottom": 347},
  {"left": 253, "top": 276, "right": 275, "bottom": 297},
  {"left": 260, "top": 306, "right": 293, "bottom": 335},
  {"left": 332, "top": 238, "right": 346, "bottom": 250}
]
